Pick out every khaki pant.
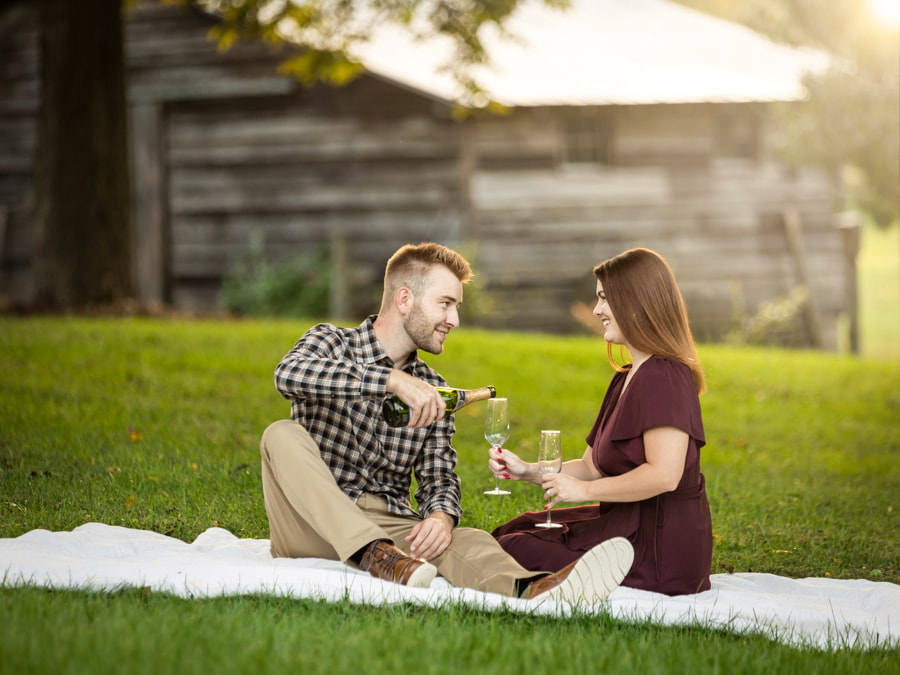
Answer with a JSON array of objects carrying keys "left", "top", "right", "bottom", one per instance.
[{"left": 260, "top": 419, "right": 536, "bottom": 596}]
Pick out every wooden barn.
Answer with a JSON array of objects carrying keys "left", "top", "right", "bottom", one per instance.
[{"left": 0, "top": 0, "right": 851, "bottom": 348}]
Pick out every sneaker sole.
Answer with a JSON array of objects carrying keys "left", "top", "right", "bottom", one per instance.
[
  {"left": 405, "top": 560, "right": 438, "bottom": 588},
  {"left": 538, "top": 536, "right": 634, "bottom": 604}
]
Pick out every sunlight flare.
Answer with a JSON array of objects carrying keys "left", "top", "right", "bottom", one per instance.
[{"left": 869, "top": 0, "right": 900, "bottom": 27}]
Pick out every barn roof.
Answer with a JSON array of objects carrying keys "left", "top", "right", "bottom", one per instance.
[{"left": 349, "top": 0, "right": 828, "bottom": 107}]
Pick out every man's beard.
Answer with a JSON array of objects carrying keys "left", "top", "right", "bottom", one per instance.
[{"left": 404, "top": 302, "right": 443, "bottom": 355}]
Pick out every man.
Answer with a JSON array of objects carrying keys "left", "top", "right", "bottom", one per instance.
[{"left": 260, "top": 242, "right": 633, "bottom": 601}]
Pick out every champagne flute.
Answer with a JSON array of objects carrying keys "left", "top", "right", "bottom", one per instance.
[
  {"left": 483, "top": 398, "right": 511, "bottom": 496},
  {"left": 535, "top": 429, "right": 563, "bottom": 528}
]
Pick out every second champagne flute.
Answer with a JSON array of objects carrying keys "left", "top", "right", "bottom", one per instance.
[
  {"left": 484, "top": 397, "right": 511, "bottom": 496},
  {"left": 536, "top": 429, "right": 563, "bottom": 528}
]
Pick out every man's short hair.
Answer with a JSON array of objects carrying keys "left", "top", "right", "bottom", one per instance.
[{"left": 383, "top": 243, "right": 472, "bottom": 298}]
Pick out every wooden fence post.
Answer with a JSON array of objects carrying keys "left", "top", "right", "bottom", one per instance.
[
  {"left": 329, "top": 226, "right": 349, "bottom": 320},
  {"left": 131, "top": 103, "right": 167, "bottom": 304},
  {"left": 836, "top": 211, "right": 861, "bottom": 354},
  {"left": 0, "top": 206, "right": 7, "bottom": 298},
  {"left": 782, "top": 205, "right": 825, "bottom": 349}
]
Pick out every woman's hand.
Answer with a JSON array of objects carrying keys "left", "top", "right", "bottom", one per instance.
[
  {"left": 541, "top": 472, "right": 592, "bottom": 509},
  {"left": 488, "top": 447, "right": 538, "bottom": 484}
]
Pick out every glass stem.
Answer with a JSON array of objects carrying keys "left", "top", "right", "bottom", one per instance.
[{"left": 545, "top": 505, "right": 552, "bottom": 524}]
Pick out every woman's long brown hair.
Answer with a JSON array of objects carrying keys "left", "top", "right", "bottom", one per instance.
[{"left": 593, "top": 248, "right": 706, "bottom": 394}]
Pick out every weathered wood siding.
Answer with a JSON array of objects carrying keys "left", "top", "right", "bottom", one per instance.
[
  {"left": 162, "top": 92, "right": 462, "bottom": 310},
  {"left": 128, "top": 3, "right": 464, "bottom": 312},
  {"left": 468, "top": 107, "right": 842, "bottom": 347},
  {"left": 0, "top": 4, "right": 39, "bottom": 303}
]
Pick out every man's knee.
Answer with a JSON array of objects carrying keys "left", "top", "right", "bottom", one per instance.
[
  {"left": 260, "top": 420, "right": 317, "bottom": 460},
  {"left": 261, "top": 419, "right": 296, "bottom": 448}
]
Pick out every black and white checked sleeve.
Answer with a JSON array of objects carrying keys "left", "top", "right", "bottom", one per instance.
[{"left": 274, "top": 324, "right": 391, "bottom": 402}]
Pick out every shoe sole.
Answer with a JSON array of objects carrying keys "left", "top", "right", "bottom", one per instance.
[
  {"left": 405, "top": 560, "right": 438, "bottom": 588},
  {"left": 536, "top": 537, "right": 634, "bottom": 604}
]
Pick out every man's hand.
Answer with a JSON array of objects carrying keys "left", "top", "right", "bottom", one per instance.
[
  {"left": 386, "top": 370, "right": 446, "bottom": 428},
  {"left": 405, "top": 512, "right": 454, "bottom": 561}
]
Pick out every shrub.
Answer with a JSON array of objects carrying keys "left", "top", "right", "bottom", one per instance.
[{"left": 220, "top": 233, "right": 330, "bottom": 318}]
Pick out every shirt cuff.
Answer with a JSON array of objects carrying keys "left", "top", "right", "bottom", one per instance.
[
  {"left": 420, "top": 501, "right": 462, "bottom": 527},
  {"left": 359, "top": 364, "right": 393, "bottom": 398}
]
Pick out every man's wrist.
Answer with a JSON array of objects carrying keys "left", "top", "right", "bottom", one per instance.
[
  {"left": 427, "top": 512, "right": 455, "bottom": 532},
  {"left": 385, "top": 368, "right": 414, "bottom": 393}
]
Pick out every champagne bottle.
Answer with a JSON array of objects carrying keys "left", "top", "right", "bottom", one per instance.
[{"left": 382, "top": 385, "right": 496, "bottom": 428}]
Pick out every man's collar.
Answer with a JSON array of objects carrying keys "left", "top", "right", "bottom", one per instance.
[
  {"left": 358, "top": 315, "right": 389, "bottom": 364},
  {"left": 361, "top": 314, "right": 422, "bottom": 371}
]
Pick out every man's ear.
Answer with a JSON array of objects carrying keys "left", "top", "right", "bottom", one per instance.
[{"left": 395, "top": 286, "right": 414, "bottom": 315}]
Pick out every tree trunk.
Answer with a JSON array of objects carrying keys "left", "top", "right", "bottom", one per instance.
[{"left": 34, "top": 0, "right": 132, "bottom": 308}]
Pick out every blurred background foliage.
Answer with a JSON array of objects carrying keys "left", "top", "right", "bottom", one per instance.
[
  {"left": 673, "top": 0, "right": 899, "bottom": 228},
  {"left": 201, "top": 0, "right": 572, "bottom": 105},
  {"left": 220, "top": 232, "right": 331, "bottom": 318}
]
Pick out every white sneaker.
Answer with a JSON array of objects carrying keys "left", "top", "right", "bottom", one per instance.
[{"left": 525, "top": 537, "right": 634, "bottom": 604}]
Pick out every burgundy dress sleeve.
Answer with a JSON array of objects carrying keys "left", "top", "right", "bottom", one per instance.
[{"left": 608, "top": 357, "right": 705, "bottom": 448}]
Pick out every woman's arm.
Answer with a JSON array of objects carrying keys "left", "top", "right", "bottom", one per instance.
[
  {"left": 488, "top": 445, "right": 599, "bottom": 486},
  {"left": 541, "top": 426, "right": 689, "bottom": 507}
]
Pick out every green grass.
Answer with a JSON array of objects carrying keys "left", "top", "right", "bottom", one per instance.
[
  {"left": 1, "top": 318, "right": 898, "bottom": 673},
  {"left": 0, "top": 587, "right": 893, "bottom": 675}
]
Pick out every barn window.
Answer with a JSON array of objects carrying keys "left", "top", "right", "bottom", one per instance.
[{"left": 562, "top": 111, "right": 612, "bottom": 165}]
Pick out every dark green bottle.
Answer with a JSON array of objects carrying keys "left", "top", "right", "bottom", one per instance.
[{"left": 382, "top": 385, "right": 496, "bottom": 427}]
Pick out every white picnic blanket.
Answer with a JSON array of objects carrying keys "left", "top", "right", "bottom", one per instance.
[{"left": 1, "top": 523, "right": 897, "bottom": 651}]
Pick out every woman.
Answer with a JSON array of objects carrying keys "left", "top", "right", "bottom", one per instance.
[{"left": 490, "top": 248, "right": 712, "bottom": 595}]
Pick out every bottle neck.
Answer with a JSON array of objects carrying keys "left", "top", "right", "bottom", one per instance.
[{"left": 459, "top": 385, "right": 496, "bottom": 406}]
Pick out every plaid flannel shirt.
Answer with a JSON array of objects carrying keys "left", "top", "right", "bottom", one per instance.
[{"left": 273, "top": 315, "right": 462, "bottom": 524}]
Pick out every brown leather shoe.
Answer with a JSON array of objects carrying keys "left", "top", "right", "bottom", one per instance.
[
  {"left": 524, "top": 537, "right": 634, "bottom": 604},
  {"left": 359, "top": 540, "right": 437, "bottom": 588}
]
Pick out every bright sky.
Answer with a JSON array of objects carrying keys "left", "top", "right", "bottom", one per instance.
[{"left": 869, "top": 0, "right": 900, "bottom": 27}]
